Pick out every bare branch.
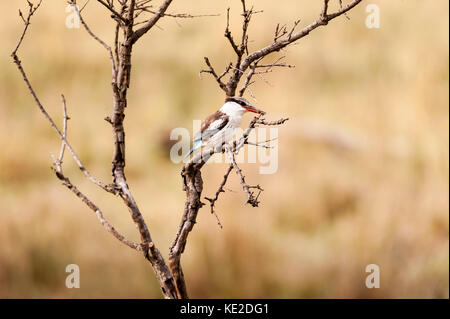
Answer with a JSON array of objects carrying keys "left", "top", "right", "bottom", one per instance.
[
  {"left": 131, "top": 0, "right": 173, "bottom": 44},
  {"left": 11, "top": 0, "right": 42, "bottom": 56},
  {"left": 168, "top": 142, "right": 225, "bottom": 298},
  {"left": 96, "top": 0, "right": 127, "bottom": 23},
  {"left": 238, "top": 62, "right": 257, "bottom": 97},
  {"left": 113, "top": 14, "right": 122, "bottom": 83},
  {"left": 47, "top": 98, "right": 139, "bottom": 251},
  {"left": 225, "top": 145, "right": 263, "bottom": 207},
  {"left": 239, "top": 0, "right": 363, "bottom": 74},
  {"left": 255, "top": 117, "right": 290, "bottom": 126},
  {"left": 224, "top": 8, "right": 240, "bottom": 56},
  {"left": 339, "top": 0, "right": 351, "bottom": 20},
  {"left": 255, "top": 55, "right": 295, "bottom": 70},
  {"left": 12, "top": 33, "right": 116, "bottom": 194},
  {"left": 52, "top": 168, "right": 141, "bottom": 250},
  {"left": 274, "top": 23, "right": 288, "bottom": 42},
  {"left": 234, "top": 116, "right": 289, "bottom": 155},
  {"left": 79, "top": 0, "right": 90, "bottom": 12},
  {"left": 12, "top": 0, "right": 179, "bottom": 299},
  {"left": 287, "top": 19, "right": 301, "bottom": 41},
  {"left": 204, "top": 115, "right": 289, "bottom": 222},
  {"left": 71, "top": 2, "right": 118, "bottom": 80},
  {"left": 246, "top": 137, "right": 278, "bottom": 149},
  {"left": 141, "top": 8, "right": 219, "bottom": 19},
  {"left": 13, "top": 4, "right": 138, "bottom": 251},
  {"left": 55, "top": 94, "right": 69, "bottom": 172},
  {"left": 13, "top": 0, "right": 360, "bottom": 300},
  {"left": 199, "top": 57, "right": 229, "bottom": 93},
  {"left": 203, "top": 0, "right": 363, "bottom": 97},
  {"left": 205, "top": 165, "right": 233, "bottom": 228},
  {"left": 321, "top": 0, "right": 330, "bottom": 20}
]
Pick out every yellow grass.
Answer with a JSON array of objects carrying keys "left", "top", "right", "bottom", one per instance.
[{"left": 0, "top": 0, "right": 448, "bottom": 298}]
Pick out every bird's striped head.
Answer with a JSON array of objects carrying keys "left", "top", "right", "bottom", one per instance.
[{"left": 223, "top": 96, "right": 265, "bottom": 115}]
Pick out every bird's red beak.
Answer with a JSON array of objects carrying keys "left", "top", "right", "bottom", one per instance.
[{"left": 244, "top": 105, "right": 265, "bottom": 115}]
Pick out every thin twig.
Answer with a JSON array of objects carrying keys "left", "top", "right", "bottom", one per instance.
[
  {"left": 225, "top": 145, "right": 263, "bottom": 207},
  {"left": 199, "top": 57, "right": 228, "bottom": 92},
  {"left": 205, "top": 165, "right": 233, "bottom": 228},
  {"left": 207, "top": 0, "right": 363, "bottom": 97},
  {"left": 131, "top": 0, "right": 173, "bottom": 44},
  {"left": 56, "top": 94, "right": 69, "bottom": 171},
  {"left": 12, "top": 50, "right": 116, "bottom": 194},
  {"left": 52, "top": 168, "right": 140, "bottom": 251},
  {"left": 72, "top": 1, "right": 118, "bottom": 81},
  {"left": 96, "top": 0, "right": 127, "bottom": 23}
]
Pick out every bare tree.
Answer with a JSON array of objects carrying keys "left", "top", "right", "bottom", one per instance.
[
  {"left": 170, "top": 0, "right": 362, "bottom": 298},
  {"left": 11, "top": 0, "right": 363, "bottom": 299}
]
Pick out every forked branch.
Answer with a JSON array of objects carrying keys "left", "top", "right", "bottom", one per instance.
[
  {"left": 13, "top": 0, "right": 178, "bottom": 299},
  {"left": 201, "top": 0, "right": 363, "bottom": 97},
  {"left": 13, "top": 0, "right": 362, "bottom": 300},
  {"left": 206, "top": 115, "right": 289, "bottom": 217}
]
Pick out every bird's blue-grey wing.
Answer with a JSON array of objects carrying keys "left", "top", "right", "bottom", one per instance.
[
  {"left": 193, "top": 111, "right": 229, "bottom": 143},
  {"left": 185, "top": 111, "right": 229, "bottom": 158}
]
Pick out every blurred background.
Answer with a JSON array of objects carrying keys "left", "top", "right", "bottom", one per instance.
[{"left": 0, "top": 0, "right": 448, "bottom": 298}]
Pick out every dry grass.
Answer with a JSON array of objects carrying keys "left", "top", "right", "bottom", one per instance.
[{"left": 0, "top": 0, "right": 448, "bottom": 298}]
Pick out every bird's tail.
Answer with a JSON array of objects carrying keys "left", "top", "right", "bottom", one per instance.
[{"left": 184, "top": 140, "right": 202, "bottom": 159}]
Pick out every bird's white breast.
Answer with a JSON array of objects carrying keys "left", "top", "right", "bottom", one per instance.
[
  {"left": 205, "top": 114, "right": 242, "bottom": 150},
  {"left": 201, "top": 101, "right": 246, "bottom": 151}
]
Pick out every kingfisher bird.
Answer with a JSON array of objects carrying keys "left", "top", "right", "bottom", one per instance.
[{"left": 185, "top": 96, "right": 265, "bottom": 158}]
